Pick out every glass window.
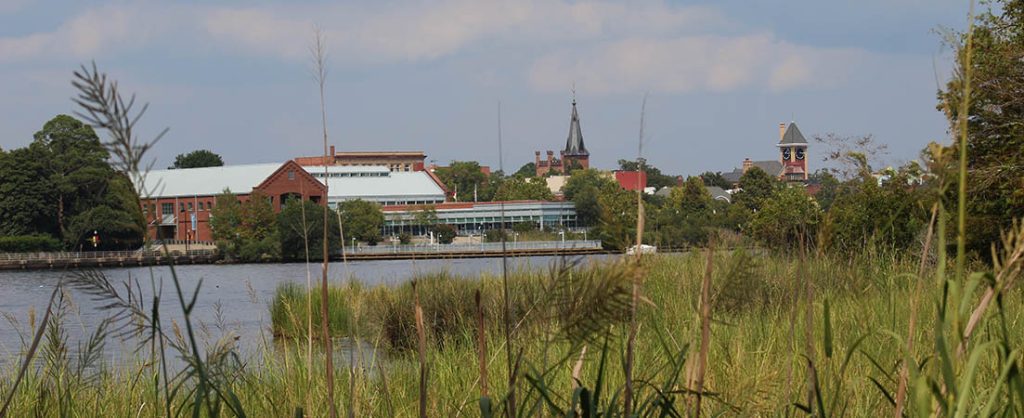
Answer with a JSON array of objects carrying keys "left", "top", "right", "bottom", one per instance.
[
  {"left": 288, "top": 170, "right": 295, "bottom": 180},
  {"left": 187, "top": 202, "right": 193, "bottom": 211},
  {"left": 198, "top": 202, "right": 204, "bottom": 211},
  {"left": 179, "top": 203, "right": 185, "bottom": 213},
  {"left": 162, "top": 203, "right": 173, "bottom": 215}
]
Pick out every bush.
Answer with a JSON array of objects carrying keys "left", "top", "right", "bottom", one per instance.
[
  {"left": 432, "top": 224, "right": 456, "bottom": 244},
  {"left": 513, "top": 221, "right": 538, "bottom": 233},
  {"left": 237, "top": 237, "right": 280, "bottom": 262},
  {"left": 484, "top": 229, "right": 508, "bottom": 243},
  {"left": 398, "top": 232, "right": 412, "bottom": 244},
  {"left": 0, "top": 234, "right": 62, "bottom": 252}
]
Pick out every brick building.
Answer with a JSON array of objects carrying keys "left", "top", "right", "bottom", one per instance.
[
  {"left": 139, "top": 160, "right": 325, "bottom": 241},
  {"left": 294, "top": 147, "right": 426, "bottom": 172},
  {"left": 535, "top": 99, "right": 590, "bottom": 176}
]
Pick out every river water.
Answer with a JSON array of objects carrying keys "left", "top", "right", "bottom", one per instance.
[{"left": 0, "top": 255, "right": 610, "bottom": 367}]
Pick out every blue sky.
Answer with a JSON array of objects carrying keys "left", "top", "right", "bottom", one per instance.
[{"left": 0, "top": 0, "right": 969, "bottom": 176}]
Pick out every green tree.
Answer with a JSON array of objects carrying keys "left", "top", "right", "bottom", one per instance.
[
  {"left": 808, "top": 170, "right": 840, "bottom": 212},
  {"left": 749, "top": 186, "right": 822, "bottom": 249},
  {"left": 33, "top": 115, "right": 111, "bottom": 239},
  {"left": 0, "top": 146, "right": 55, "bottom": 236},
  {"left": 939, "top": 0, "right": 1024, "bottom": 255},
  {"left": 339, "top": 199, "right": 385, "bottom": 245},
  {"left": 277, "top": 200, "right": 340, "bottom": 261},
  {"left": 595, "top": 184, "right": 639, "bottom": 250},
  {"left": 617, "top": 158, "right": 679, "bottom": 189},
  {"left": 239, "top": 191, "right": 276, "bottom": 241},
  {"left": 171, "top": 149, "right": 224, "bottom": 169},
  {"left": 699, "top": 171, "right": 732, "bottom": 189},
  {"left": 413, "top": 205, "right": 439, "bottom": 233},
  {"left": 210, "top": 189, "right": 242, "bottom": 241},
  {"left": 514, "top": 162, "right": 536, "bottom": 178},
  {"left": 434, "top": 161, "right": 488, "bottom": 202},
  {"left": 65, "top": 174, "right": 147, "bottom": 250},
  {"left": 732, "top": 167, "right": 779, "bottom": 212},
  {"left": 432, "top": 224, "right": 457, "bottom": 244},
  {"left": 563, "top": 169, "right": 616, "bottom": 226},
  {"left": 493, "top": 176, "right": 554, "bottom": 201},
  {"left": 824, "top": 167, "right": 929, "bottom": 253}
]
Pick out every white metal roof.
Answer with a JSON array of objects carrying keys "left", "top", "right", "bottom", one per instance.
[
  {"left": 138, "top": 163, "right": 282, "bottom": 198},
  {"left": 322, "top": 171, "right": 446, "bottom": 202}
]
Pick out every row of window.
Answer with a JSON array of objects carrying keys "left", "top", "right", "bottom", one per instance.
[
  {"left": 144, "top": 200, "right": 217, "bottom": 216},
  {"left": 311, "top": 171, "right": 390, "bottom": 178}
]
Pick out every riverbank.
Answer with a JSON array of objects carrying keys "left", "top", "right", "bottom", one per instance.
[{"left": 0, "top": 240, "right": 608, "bottom": 271}]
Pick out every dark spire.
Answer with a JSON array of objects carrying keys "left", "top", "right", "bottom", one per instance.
[
  {"left": 564, "top": 99, "right": 588, "bottom": 156},
  {"left": 779, "top": 122, "right": 808, "bottom": 145}
]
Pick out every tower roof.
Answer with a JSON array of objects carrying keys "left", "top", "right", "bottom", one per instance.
[
  {"left": 564, "top": 100, "right": 588, "bottom": 156},
  {"left": 779, "top": 122, "right": 808, "bottom": 145}
]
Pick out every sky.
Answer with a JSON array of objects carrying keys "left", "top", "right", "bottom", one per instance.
[{"left": 0, "top": 0, "right": 971, "bottom": 176}]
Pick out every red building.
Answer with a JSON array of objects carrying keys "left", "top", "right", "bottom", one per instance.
[
  {"left": 139, "top": 160, "right": 325, "bottom": 242},
  {"left": 614, "top": 171, "right": 648, "bottom": 191}
]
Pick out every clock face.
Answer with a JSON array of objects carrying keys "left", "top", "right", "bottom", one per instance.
[
  {"left": 796, "top": 148, "right": 805, "bottom": 160},
  {"left": 782, "top": 148, "right": 791, "bottom": 160}
]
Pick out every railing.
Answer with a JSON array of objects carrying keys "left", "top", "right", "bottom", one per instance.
[
  {"left": 343, "top": 240, "right": 602, "bottom": 255},
  {"left": 0, "top": 249, "right": 218, "bottom": 262}
]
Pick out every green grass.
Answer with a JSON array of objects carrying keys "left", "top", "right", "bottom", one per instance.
[{"left": 5, "top": 246, "right": 1021, "bottom": 416}]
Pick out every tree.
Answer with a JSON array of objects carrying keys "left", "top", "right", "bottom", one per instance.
[
  {"left": 33, "top": 115, "right": 111, "bottom": 239},
  {"left": 339, "top": 199, "right": 385, "bottom": 244},
  {"left": 171, "top": 149, "right": 224, "bottom": 169},
  {"left": 823, "top": 166, "right": 929, "bottom": 253},
  {"left": 617, "top": 158, "right": 678, "bottom": 189},
  {"left": 278, "top": 200, "right": 340, "bottom": 261},
  {"left": 432, "top": 224, "right": 457, "bottom": 244},
  {"left": 671, "top": 176, "right": 712, "bottom": 214},
  {"left": 412, "top": 205, "right": 439, "bottom": 234},
  {"left": 65, "top": 173, "right": 147, "bottom": 250},
  {"left": 749, "top": 186, "right": 822, "bottom": 249},
  {"left": 0, "top": 115, "right": 144, "bottom": 249},
  {"left": 210, "top": 189, "right": 242, "bottom": 241},
  {"left": 808, "top": 170, "right": 840, "bottom": 212},
  {"left": 563, "top": 169, "right": 617, "bottom": 226},
  {"left": 239, "top": 190, "right": 277, "bottom": 241},
  {"left": 939, "top": 0, "right": 1024, "bottom": 255},
  {"left": 514, "top": 162, "right": 537, "bottom": 178},
  {"left": 0, "top": 145, "right": 55, "bottom": 236},
  {"left": 434, "top": 161, "right": 488, "bottom": 202},
  {"left": 732, "top": 167, "right": 778, "bottom": 212},
  {"left": 493, "top": 176, "right": 554, "bottom": 201},
  {"left": 595, "top": 183, "right": 639, "bottom": 250},
  {"left": 699, "top": 171, "right": 732, "bottom": 189}
]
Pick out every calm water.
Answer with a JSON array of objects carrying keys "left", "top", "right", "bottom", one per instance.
[{"left": 0, "top": 255, "right": 609, "bottom": 367}]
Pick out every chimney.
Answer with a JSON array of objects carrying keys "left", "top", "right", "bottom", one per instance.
[
  {"left": 742, "top": 158, "right": 753, "bottom": 173},
  {"left": 779, "top": 123, "right": 786, "bottom": 141}
]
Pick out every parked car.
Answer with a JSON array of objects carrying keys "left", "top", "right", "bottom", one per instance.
[{"left": 625, "top": 244, "right": 657, "bottom": 255}]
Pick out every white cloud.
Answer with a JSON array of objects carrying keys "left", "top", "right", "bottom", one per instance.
[
  {"left": 0, "top": 0, "right": 871, "bottom": 93},
  {"left": 199, "top": 0, "right": 725, "bottom": 63},
  {"left": 528, "top": 34, "right": 871, "bottom": 94},
  {"left": 0, "top": 4, "right": 181, "bottom": 63}
]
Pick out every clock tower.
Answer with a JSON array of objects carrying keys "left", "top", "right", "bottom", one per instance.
[{"left": 776, "top": 122, "right": 808, "bottom": 181}]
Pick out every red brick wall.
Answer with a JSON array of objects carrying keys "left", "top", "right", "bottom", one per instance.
[{"left": 140, "top": 161, "right": 327, "bottom": 243}]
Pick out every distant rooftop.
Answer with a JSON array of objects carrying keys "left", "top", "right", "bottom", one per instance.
[{"left": 140, "top": 163, "right": 283, "bottom": 198}]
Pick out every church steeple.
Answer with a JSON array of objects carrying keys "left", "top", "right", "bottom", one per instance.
[{"left": 564, "top": 99, "right": 588, "bottom": 156}]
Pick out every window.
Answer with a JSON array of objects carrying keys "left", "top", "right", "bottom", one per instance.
[
  {"left": 288, "top": 170, "right": 295, "bottom": 180},
  {"left": 179, "top": 203, "right": 185, "bottom": 213},
  {"left": 187, "top": 202, "right": 193, "bottom": 211},
  {"left": 198, "top": 202, "right": 204, "bottom": 211},
  {"left": 162, "top": 203, "right": 173, "bottom": 215}
]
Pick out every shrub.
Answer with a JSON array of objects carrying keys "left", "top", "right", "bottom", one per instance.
[
  {"left": 0, "top": 234, "right": 62, "bottom": 252},
  {"left": 484, "top": 229, "right": 508, "bottom": 242},
  {"left": 432, "top": 224, "right": 456, "bottom": 244},
  {"left": 398, "top": 232, "right": 412, "bottom": 244},
  {"left": 513, "top": 221, "right": 538, "bottom": 233}
]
